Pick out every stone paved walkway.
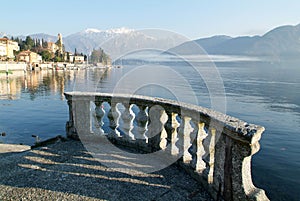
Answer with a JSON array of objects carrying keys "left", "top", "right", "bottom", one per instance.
[{"left": 0, "top": 139, "right": 213, "bottom": 201}]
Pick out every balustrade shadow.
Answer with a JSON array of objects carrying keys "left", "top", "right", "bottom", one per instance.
[{"left": 0, "top": 140, "right": 212, "bottom": 200}]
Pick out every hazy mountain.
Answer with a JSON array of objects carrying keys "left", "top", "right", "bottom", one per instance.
[
  {"left": 168, "top": 35, "right": 232, "bottom": 54},
  {"left": 170, "top": 24, "right": 300, "bottom": 57},
  {"left": 250, "top": 24, "right": 300, "bottom": 56},
  {"left": 3, "top": 24, "right": 300, "bottom": 59},
  {"left": 29, "top": 33, "right": 57, "bottom": 42}
]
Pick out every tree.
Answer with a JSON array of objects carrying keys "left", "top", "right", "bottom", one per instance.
[
  {"left": 90, "top": 49, "right": 101, "bottom": 63},
  {"left": 90, "top": 48, "right": 110, "bottom": 64},
  {"left": 40, "top": 50, "right": 52, "bottom": 61},
  {"left": 54, "top": 50, "right": 64, "bottom": 62},
  {"left": 42, "top": 39, "right": 48, "bottom": 48},
  {"left": 67, "top": 52, "right": 70, "bottom": 62},
  {"left": 25, "top": 36, "right": 35, "bottom": 50}
]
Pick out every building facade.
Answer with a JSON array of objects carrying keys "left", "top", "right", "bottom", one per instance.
[
  {"left": 17, "top": 50, "right": 42, "bottom": 64},
  {"left": 47, "top": 42, "right": 59, "bottom": 54},
  {"left": 0, "top": 38, "right": 20, "bottom": 61}
]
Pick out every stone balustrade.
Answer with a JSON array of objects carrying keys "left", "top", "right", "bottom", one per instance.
[{"left": 64, "top": 91, "right": 269, "bottom": 201}]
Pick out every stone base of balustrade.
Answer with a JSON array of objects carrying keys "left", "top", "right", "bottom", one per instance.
[
  {"left": 65, "top": 121, "right": 79, "bottom": 140},
  {"left": 177, "top": 161, "right": 219, "bottom": 200}
]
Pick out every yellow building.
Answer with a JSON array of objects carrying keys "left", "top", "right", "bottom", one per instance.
[
  {"left": 46, "top": 33, "right": 64, "bottom": 54},
  {"left": 17, "top": 50, "right": 42, "bottom": 64},
  {"left": 47, "top": 42, "right": 59, "bottom": 54},
  {"left": 0, "top": 42, "right": 6, "bottom": 58},
  {"left": 0, "top": 38, "right": 20, "bottom": 61}
]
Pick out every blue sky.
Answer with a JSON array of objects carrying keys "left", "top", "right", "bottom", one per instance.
[{"left": 1, "top": 0, "right": 300, "bottom": 39}]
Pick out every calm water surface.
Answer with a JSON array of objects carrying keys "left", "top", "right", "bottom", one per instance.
[{"left": 0, "top": 58, "right": 299, "bottom": 201}]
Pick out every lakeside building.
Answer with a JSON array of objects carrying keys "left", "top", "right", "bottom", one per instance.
[
  {"left": 0, "top": 38, "right": 20, "bottom": 61},
  {"left": 17, "top": 50, "right": 42, "bottom": 64},
  {"left": 47, "top": 33, "right": 63, "bottom": 55},
  {"left": 72, "top": 55, "right": 85, "bottom": 63},
  {"left": 47, "top": 42, "right": 59, "bottom": 54},
  {"left": 64, "top": 52, "right": 85, "bottom": 64}
]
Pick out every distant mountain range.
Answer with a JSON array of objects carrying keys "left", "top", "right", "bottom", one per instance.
[
  {"left": 169, "top": 24, "right": 300, "bottom": 57},
  {"left": 17, "top": 28, "right": 187, "bottom": 59},
  {"left": 2, "top": 24, "right": 300, "bottom": 59}
]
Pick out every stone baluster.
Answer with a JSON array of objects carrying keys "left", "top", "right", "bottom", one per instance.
[
  {"left": 181, "top": 116, "right": 194, "bottom": 163},
  {"left": 170, "top": 113, "right": 180, "bottom": 156},
  {"left": 207, "top": 128, "right": 216, "bottom": 184},
  {"left": 120, "top": 103, "right": 135, "bottom": 140},
  {"left": 147, "top": 105, "right": 168, "bottom": 151},
  {"left": 107, "top": 102, "right": 121, "bottom": 137},
  {"left": 135, "top": 105, "right": 148, "bottom": 142},
  {"left": 94, "top": 101, "right": 105, "bottom": 135},
  {"left": 190, "top": 122, "right": 208, "bottom": 173}
]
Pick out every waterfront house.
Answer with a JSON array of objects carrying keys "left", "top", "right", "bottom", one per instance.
[
  {"left": 68, "top": 54, "right": 85, "bottom": 63},
  {"left": 74, "top": 55, "right": 85, "bottom": 63},
  {"left": 17, "top": 50, "right": 42, "bottom": 64},
  {"left": 0, "top": 38, "right": 20, "bottom": 61}
]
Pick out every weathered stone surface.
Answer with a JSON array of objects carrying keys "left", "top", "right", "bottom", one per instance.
[{"left": 0, "top": 140, "right": 213, "bottom": 201}]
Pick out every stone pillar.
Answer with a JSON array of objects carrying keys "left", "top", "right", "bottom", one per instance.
[{"left": 73, "top": 99, "right": 92, "bottom": 139}]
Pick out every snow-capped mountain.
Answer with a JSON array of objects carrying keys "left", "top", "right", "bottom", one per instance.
[
  {"left": 83, "top": 27, "right": 134, "bottom": 34},
  {"left": 1, "top": 27, "right": 188, "bottom": 60},
  {"left": 63, "top": 28, "right": 187, "bottom": 59},
  {"left": 83, "top": 28, "right": 102, "bottom": 34}
]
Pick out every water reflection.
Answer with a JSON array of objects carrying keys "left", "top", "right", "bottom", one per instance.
[
  {"left": 0, "top": 68, "right": 109, "bottom": 146},
  {"left": 0, "top": 68, "right": 110, "bottom": 101}
]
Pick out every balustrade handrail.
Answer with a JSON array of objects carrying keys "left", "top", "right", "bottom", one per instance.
[{"left": 64, "top": 91, "right": 269, "bottom": 201}]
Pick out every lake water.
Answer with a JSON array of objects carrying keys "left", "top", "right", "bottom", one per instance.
[{"left": 0, "top": 56, "right": 299, "bottom": 201}]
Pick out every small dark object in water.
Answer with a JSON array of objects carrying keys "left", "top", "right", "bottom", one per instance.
[{"left": 1, "top": 132, "right": 6, "bottom": 136}]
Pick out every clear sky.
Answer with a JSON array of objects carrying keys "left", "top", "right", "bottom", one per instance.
[{"left": 1, "top": 0, "right": 300, "bottom": 39}]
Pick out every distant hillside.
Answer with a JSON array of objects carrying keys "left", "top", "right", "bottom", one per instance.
[
  {"left": 169, "top": 24, "right": 300, "bottom": 57},
  {"left": 29, "top": 33, "right": 57, "bottom": 42},
  {"left": 3, "top": 24, "right": 300, "bottom": 59},
  {"left": 168, "top": 35, "right": 232, "bottom": 54}
]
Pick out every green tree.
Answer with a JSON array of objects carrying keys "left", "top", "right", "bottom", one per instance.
[
  {"left": 66, "top": 52, "right": 70, "bottom": 61},
  {"left": 54, "top": 50, "right": 64, "bottom": 62},
  {"left": 42, "top": 39, "right": 48, "bottom": 48},
  {"left": 90, "top": 49, "right": 102, "bottom": 63},
  {"left": 25, "top": 36, "right": 35, "bottom": 50},
  {"left": 41, "top": 50, "right": 52, "bottom": 61}
]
